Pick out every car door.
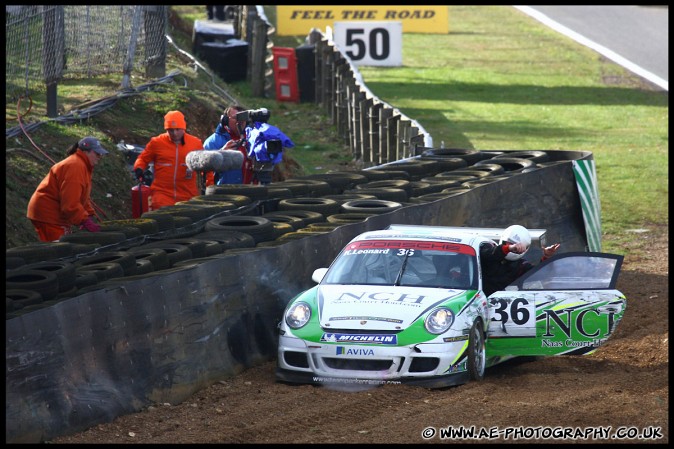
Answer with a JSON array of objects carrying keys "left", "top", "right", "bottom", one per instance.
[{"left": 485, "top": 252, "right": 625, "bottom": 357}]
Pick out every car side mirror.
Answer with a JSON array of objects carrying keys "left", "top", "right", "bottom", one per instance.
[{"left": 312, "top": 268, "right": 328, "bottom": 284}]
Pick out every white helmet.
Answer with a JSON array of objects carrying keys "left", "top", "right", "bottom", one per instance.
[{"left": 499, "top": 225, "right": 531, "bottom": 261}]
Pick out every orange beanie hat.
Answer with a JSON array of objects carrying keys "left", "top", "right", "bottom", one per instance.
[{"left": 164, "top": 110, "right": 187, "bottom": 129}]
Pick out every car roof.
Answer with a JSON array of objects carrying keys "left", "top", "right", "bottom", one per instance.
[{"left": 350, "top": 224, "right": 547, "bottom": 249}]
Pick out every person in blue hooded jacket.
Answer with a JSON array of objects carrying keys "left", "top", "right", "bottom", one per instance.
[{"left": 203, "top": 104, "right": 248, "bottom": 184}]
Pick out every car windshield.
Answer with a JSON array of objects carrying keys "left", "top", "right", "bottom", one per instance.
[{"left": 322, "top": 239, "right": 478, "bottom": 289}]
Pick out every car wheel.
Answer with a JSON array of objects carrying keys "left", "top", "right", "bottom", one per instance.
[{"left": 468, "top": 320, "right": 486, "bottom": 381}]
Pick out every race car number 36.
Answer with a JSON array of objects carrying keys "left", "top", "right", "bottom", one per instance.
[{"left": 489, "top": 296, "right": 536, "bottom": 337}]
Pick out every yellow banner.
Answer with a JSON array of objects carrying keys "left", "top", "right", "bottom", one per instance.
[{"left": 276, "top": 6, "right": 449, "bottom": 36}]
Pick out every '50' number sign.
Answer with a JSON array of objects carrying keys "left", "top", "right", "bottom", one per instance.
[{"left": 333, "top": 21, "right": 402, "bottom": 67}]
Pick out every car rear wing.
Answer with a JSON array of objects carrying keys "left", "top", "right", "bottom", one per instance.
[{"left": 386, "top": 225, "right": 548, "bottom": 247}]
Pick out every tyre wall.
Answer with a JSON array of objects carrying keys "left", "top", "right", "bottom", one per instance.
[{"left": 6, "top": 155, "right": 591, "bottom": 443}]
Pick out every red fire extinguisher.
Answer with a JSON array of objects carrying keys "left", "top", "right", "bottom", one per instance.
[{"left": 131, "top": 182, "right": 151, "bottom": 218}]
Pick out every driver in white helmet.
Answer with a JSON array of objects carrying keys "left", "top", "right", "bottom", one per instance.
[{"left": 479, "top": 225, "right": 560, "bottom": 296}]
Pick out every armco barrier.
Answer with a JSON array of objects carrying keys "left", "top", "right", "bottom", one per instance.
[{"left": 6, "top": 154, "right": 593, "bottom": 443}]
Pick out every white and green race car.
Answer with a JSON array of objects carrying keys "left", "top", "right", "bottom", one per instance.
[{"left": 276, "top": 225, "right": 626, "bottom": 388}]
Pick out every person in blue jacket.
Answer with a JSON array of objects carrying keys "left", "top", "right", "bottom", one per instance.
[{"left": 203, "top": 104, "right": 247, "bottom": 184}]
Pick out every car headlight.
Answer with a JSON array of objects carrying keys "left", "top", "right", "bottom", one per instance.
[
  {"left": 425, "top": 307, "right": 454, "bottom": 334},
  {"left": 285, "top": 302, "right": 312, "bottom": 329}
]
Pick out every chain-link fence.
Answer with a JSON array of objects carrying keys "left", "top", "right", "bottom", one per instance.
[{"left": 6, "top": 5, "right": 168, "bottom": 106}]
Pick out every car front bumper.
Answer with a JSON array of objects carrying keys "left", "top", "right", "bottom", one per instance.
[{"left": 276, "top": 334, "right": 471, "bottom": 388}]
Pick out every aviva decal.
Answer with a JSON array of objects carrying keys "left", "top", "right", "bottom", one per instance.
[
  {"left": 336, "top": 347, "right": 375, "bottom": 356},
  {"left": 573, "top": 160, "right": 602, "bottom": 252}
]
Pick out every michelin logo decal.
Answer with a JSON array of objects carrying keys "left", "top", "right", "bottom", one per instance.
[{"left": 321, "top": 333, "right": 397, "bottom": 344}]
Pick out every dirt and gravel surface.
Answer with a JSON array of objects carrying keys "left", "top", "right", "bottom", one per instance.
[{"left": 50, "top": 226, "right": 668, "bottom": 444}]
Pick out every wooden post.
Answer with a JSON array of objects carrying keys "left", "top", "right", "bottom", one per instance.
[{"left": 378, "top": 107, "right": 393, "bottom": 164}]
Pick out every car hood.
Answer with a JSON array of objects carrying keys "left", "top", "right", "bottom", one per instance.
[{"left": 316, "top": 284, "right": 464, "bottom": 331}]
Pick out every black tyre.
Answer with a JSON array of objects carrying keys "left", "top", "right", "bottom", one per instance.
[
  {"left": 468, "top": 320, "right": 486, "bottom": 381},
  {"left": 366, "top": 168, "right": 410, "bottom": 181},
  {"left": 68, "top": 243, "right": 101, "bottom": 257},
  {"left": 6, "top": 269, "right": 59, "bottom": 302},
  {"left": 492, "top": 150, "right": 549, "bottom": 164},
  {"left": 6, "top": 289, "right": 43, "bottom": 308},
  {"left": 476, "top": 157, "right": 535, "bottom": 173},
  {"left": 293, "top": 173, "right": 362, "bottom": 193},
  {"left": 377, "top": 159, "right": 439, "bottom": 180},
  {"left": 272, "top": 222, "right": 294, "bottom": 239},
  {"left": 141, "top": 211, "right": 175, "bottom": 231},
  {"left": 433, "top": 173, "right": 481, "bottom": 182},
  {"left": 6, "top": 256, "right": 26, "bottom": 270},
  {"left": 340, "top": 199, "right": 403, "bottom": 214},
  {"left": 277, "top": 231, "right": 326, "bottom": 240},
  {"left": 462, "top": 175, "right": 512, "bottom": 188},
  {"left": 171, "top": 215, "right": 194, "bottom": 228},
  {"left": 223, "top": 247, "right": 268, "bottom": 255},
  {"left": 134, "top": 258, "right": 155, "bottom": 275},
  {"left": 356, "top": 169, "right": 399, "bottom": 181},
  {"left": 283, "top": 179, "right": 333, "bottom": 196},
  {"left": 261, "top": 210, "right": 324, "bottom": 226},
  {"left": 326, "top": 170, "right": 370, "bottom": 186},
  {"left": 6, "top": 244, "right": 58, "bottom": 263},
  {"left": 159, "top": 238, "right": 208, "bottom": 258},
  {"left": 420, "top": 148, "right": 484, "bottom": 166},
  {"left": 417, "top": 156, "right": 468, "bottom": 173},
  {"left": 269, "top": 181, "right": 312, "bottom": 196},
  {"left": 199, "top": 239, "right": 226, "bottom": 256},
  {"left": 97, "top": 225, "right": 143, "bottom": 238},
  {"left": 300, "top": 223, "right": 341, "bottom": 232},
  {"left": 277, "top": 198, "right": 341, "bottom": 217},
  {"left": 451, "top": 166, "right": 502, "bottom": 177},
  {"left": 265, "top": 187, "right": 293, "bottom": 199},
  {"left": 192, "top": 194, "right": 252, "bottom": 207},
  {"left": 75, "top": 271, "right": 100, "bottom": 289},
  {"left": 19, "top": 261, "right": 77, "bottom": 293},
  {"left": 345, "top": 187, "right": 408, "bottom": 202},
  {"left": 137, "top": 243, "right": 192, "bottom": 267},
  {"left": 321, "top": 193, "right": 377, "bottom": 205},
  {"left": 59, "top": 231, "right": 128, "bottom": 246},
  {"left": 205, "top": 216, "right": 275, "bottom": 244},
  {"left": 205, "top": 184, "right": 268, "bottom": 200},
  {"left": 410, "top": 181, "right": 435, "bottom": 197},
  {"left": 126, "top": 247, "right": 170, "bottom": 271},
  {"left": 76, "top": 262, "right": 125, "bottom": 282},
  {"left": 177, "top": 201, "right": 237, "bottom": 218},
  {"left": 192, "top": 230, "right": 256, "bottom": 250},
  {"left": 326, "top": 213, "right": 375, "bottom": 224},
  {"left": 418, "top": 178, "right": 464, "bottom": 193},
  {"left": 356, "top": 179, "right": 413, "bottom": 197},
  {"left": 260, "top": 213, "right": 306, "bottom": 230},
  {"left": 156, "top": 205, "right": 207, "bottom": 222},
  {"left": 74, "top": 251, "right": 137, "bottom": 276},
  {"left": 99, "top": 218, "right": 160, "bottom": 235}
]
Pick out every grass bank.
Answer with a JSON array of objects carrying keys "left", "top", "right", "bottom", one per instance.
[{"left": 273, "top": 5, "right": 668, "bottom": 255}]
